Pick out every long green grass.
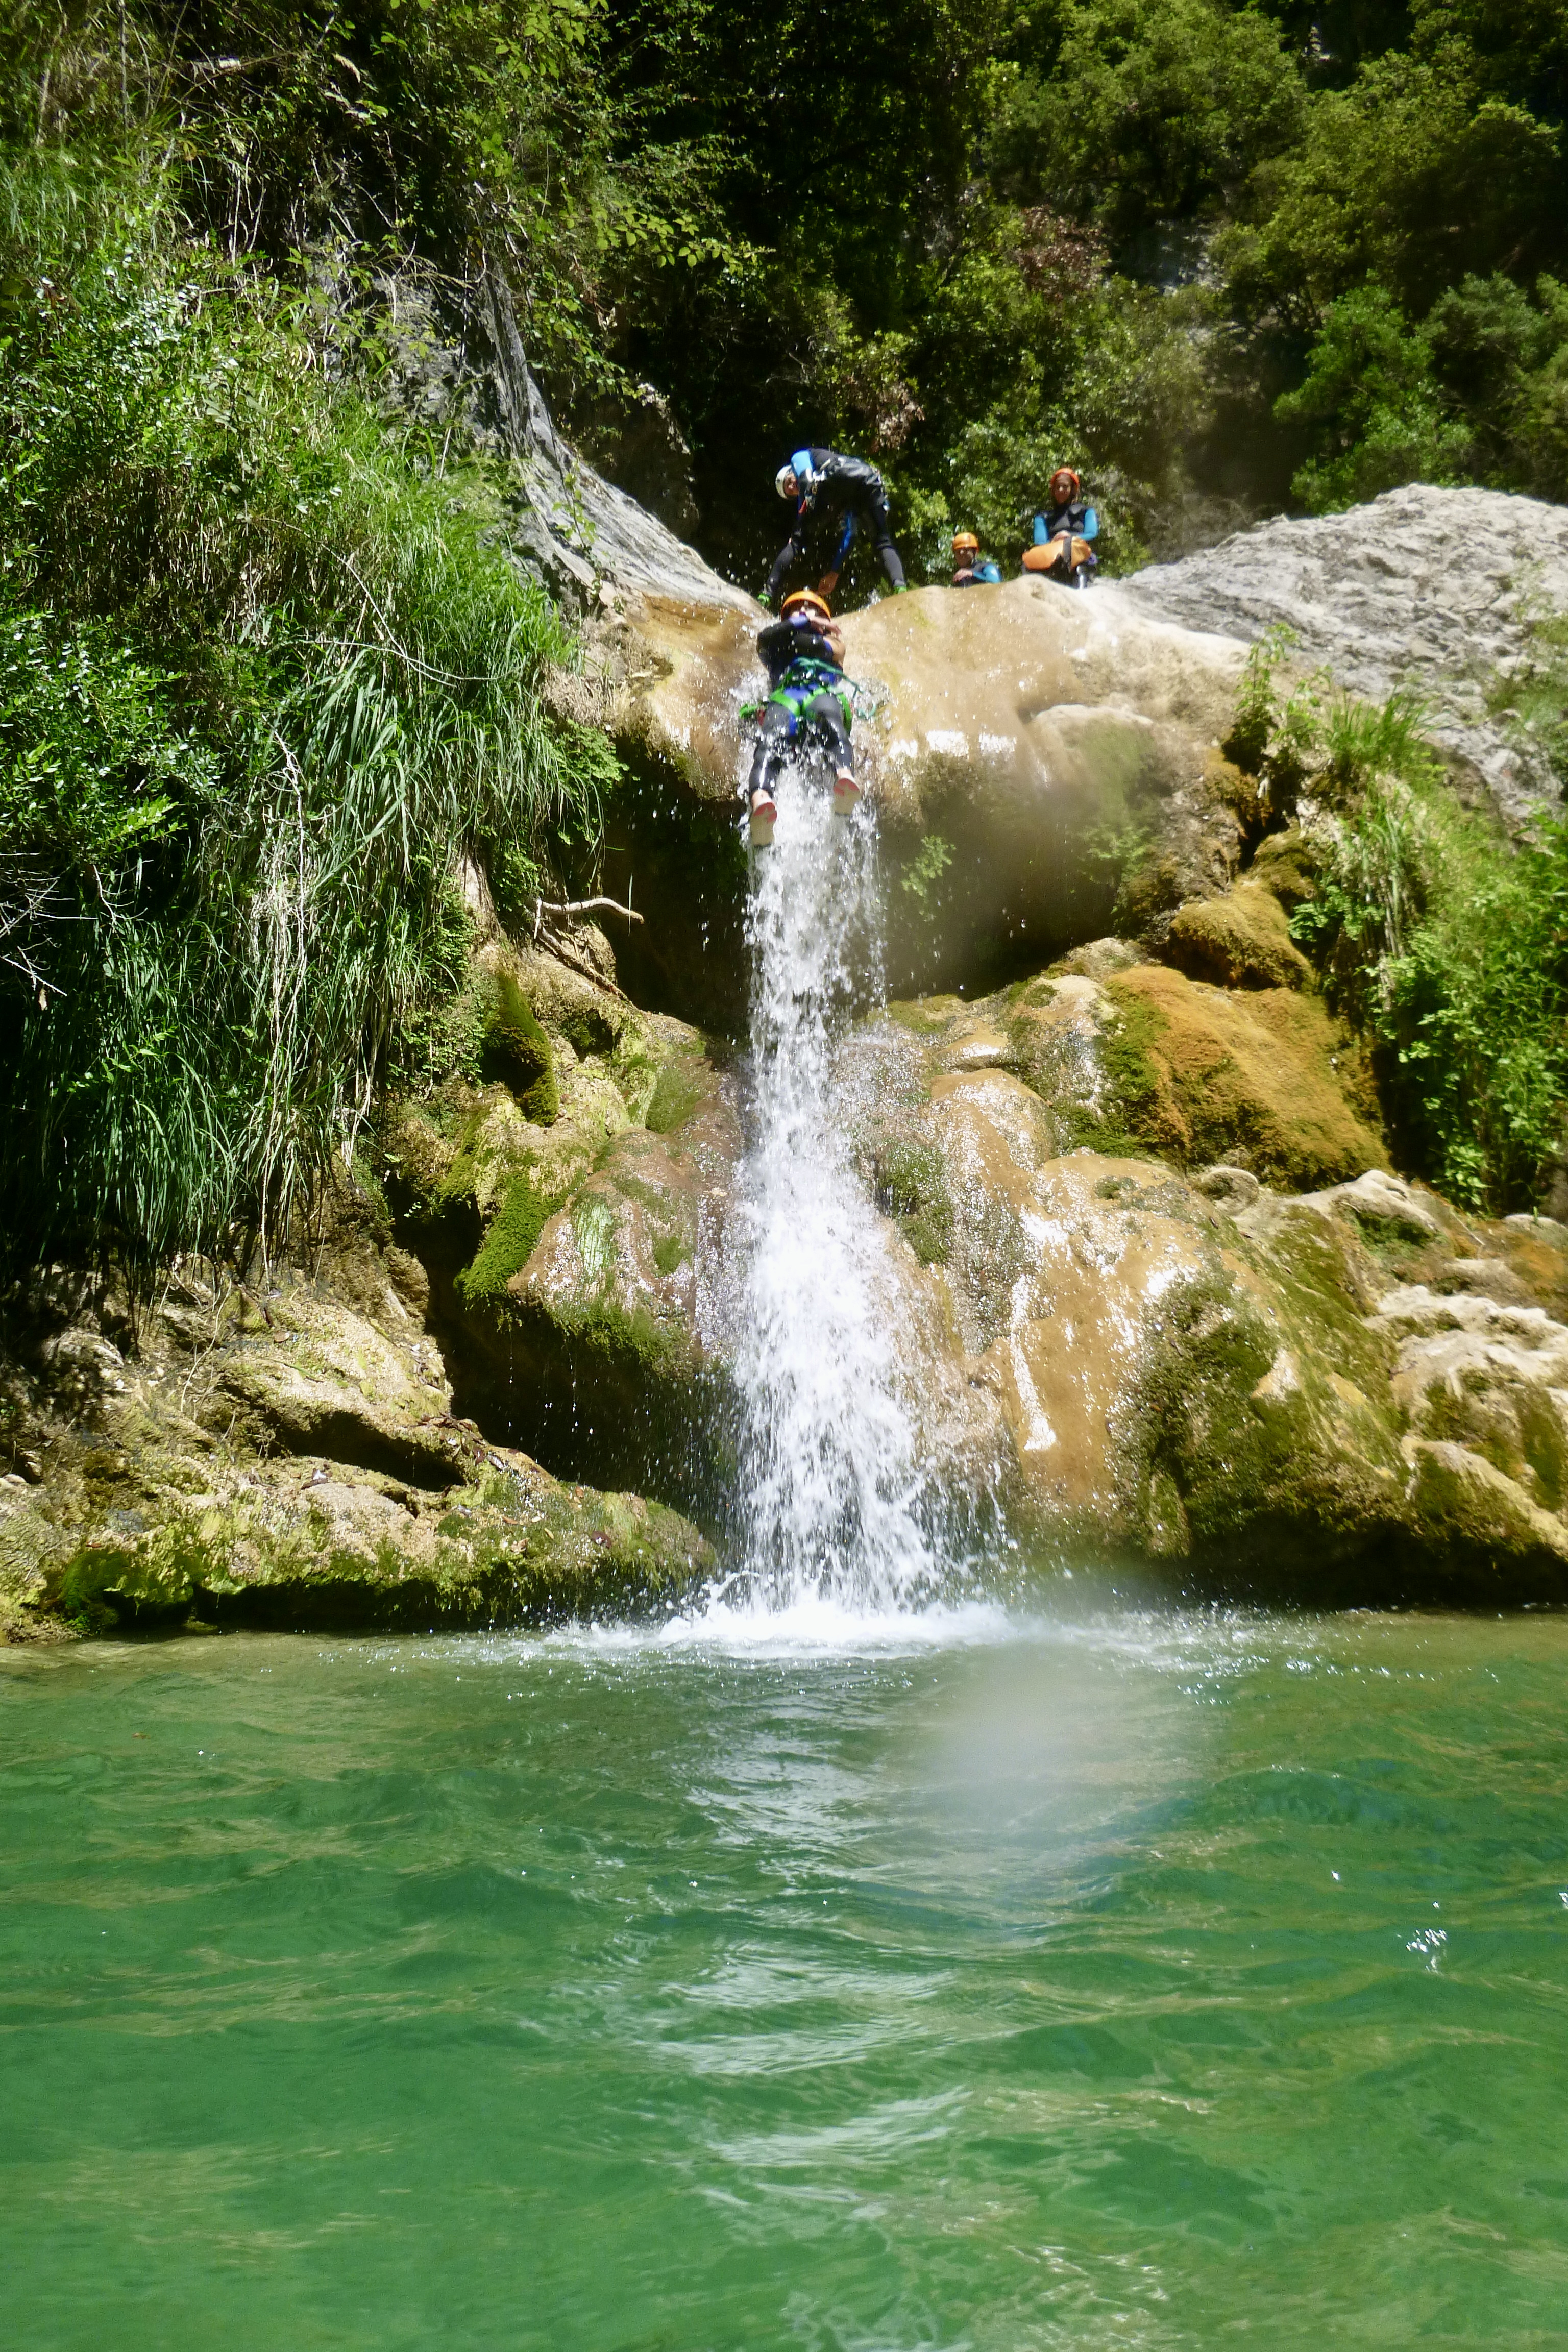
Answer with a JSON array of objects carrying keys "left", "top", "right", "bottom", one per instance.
[
  {"left": 0, "top": 154, "right": 614, "bottom": 1271},
  {"left": 1231, "top": 631, "right": 1568, "bottom": 1211}
]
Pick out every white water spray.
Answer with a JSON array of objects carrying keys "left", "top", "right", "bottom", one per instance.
[{"left": 729, "top": 770, "right": 941, "bottom": 1610}]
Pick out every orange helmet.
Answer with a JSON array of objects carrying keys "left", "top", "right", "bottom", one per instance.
[
  {"left": 781, "top": 587, "right": 832, "bottom": 623},
  {"left": 952, "top": 532, "right": 979, "bottom": 554},
  {"left": 1049, "top": 465, "right": 1082, "bottom": 498}
]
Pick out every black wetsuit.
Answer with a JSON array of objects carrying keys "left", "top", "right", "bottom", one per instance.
[
  {"left": 1032, "top": 497, "right": 1098, "bottom": 572},
  {"left": 766, "top": 450, "right": 906, "bottom": 603},
  {"left": 746, "top": 615, "right": 854, "bottom": 799}
]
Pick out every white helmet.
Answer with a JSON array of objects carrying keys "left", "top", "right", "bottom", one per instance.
[{"left": 775, "top": 462, "right": 798, "bottom": 499}]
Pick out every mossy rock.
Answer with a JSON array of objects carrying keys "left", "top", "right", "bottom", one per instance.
[
  {"left": 1122, "top": 1260, "right": 1410, "bottom": 1582},
  {"left": 43, "top": 1468, "right": 712, "bottom": 1635},
  {"left": 1093, "top": 964, "right": 1384, "bottom": 1190},
  {"left": 1399, "top": 1441, "right": 1568, "bottom": 1594},
  {"left": 645, "top": 1052, "right": 707, "bottom": 1135},
  {"left": 1163, "top": 882, "right": 1312, "bottom": 991},
  {"left": 869, "top": 1132, "right": 954, "bottom": 1266},
  {"left": 455, "top": 1169, "right": 570, "bottom": 1308},
  {"left": 1250, "top": 827, "right": 1321, "bottom": 913},
  {"left": 481, "top": 973, "right": 558, "bottom": 1124}
]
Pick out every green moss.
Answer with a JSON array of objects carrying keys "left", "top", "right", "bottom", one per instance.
[
  {"left": 1069, "top": 966, "right": 1385, "bottom": 1188},
  {"left": 1049, "top": 984, "right": 1169, "bottom": 1160},
  {"left": 871, "top": 1135, "right": 954, "bottom": 1266},
  {"left": 552, "top": 1291, "right": 692, "bottom": 1380},
  {"left": 572, "top": 1194, "right": 618, "bottom": 1282},
  {"left": 887, "top": 997, "right": 962, "bottom": 1035},
  {"left": 652, "top": 1233, "right": 691, "bottom": 1276},
  {"left": 1250, "top": 827, "right": 1321, "bottom": 913},
  {"left": 645, "top": 1056, "right": 705, "bottom": 1134},
  {"left": 455, "top": 1172, "right": 569, "bottom": 1308},
  {"left": 481, "top": 973, "right": 558, "bottom": 1124},
  {"left": 559, "top": 1004, "right": 620, "bottom": 1059},
  {"left": 1164, "top": 884, "right": 1313, "bottom": 991},
  {"left": 1402, "top": 1444, "right": 1563, "bottom": 1573},
  {"left": 429, "top": 1101, "right": 487, "bottom": 1208}
]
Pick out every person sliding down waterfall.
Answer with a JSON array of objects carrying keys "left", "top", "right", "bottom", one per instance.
[
  {"left": 744, "top": 588, "right": 860, "bottom": 849},
  {"left": 1021, "top": 465, "right": 1099, "bottom": 587},
  {"left": 763, "top": 449, "right": 907, "bottom": 609}
]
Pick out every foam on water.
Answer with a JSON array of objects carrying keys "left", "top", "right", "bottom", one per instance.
[{"left": 723, "top": 765, "right": 944, "bottom": 1615}]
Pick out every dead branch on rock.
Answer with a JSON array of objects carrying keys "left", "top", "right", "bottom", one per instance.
[{"left": 532, "top": 894, "right": 643, "bottom": 932}]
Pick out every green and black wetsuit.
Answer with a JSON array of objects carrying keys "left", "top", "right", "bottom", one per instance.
[{"left": 746, "top": 615, "right": 855, "bottom": 800}]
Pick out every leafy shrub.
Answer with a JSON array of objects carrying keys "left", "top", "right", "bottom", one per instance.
[
  {"left": 1275, "top": 284, "right": 1473, "bottom": 512},
  {"left": 0, "top": 160, "right": 612, "bottom": 1268},
  {"left": 1233, "top": 633, "right": 1568, "bottom": 1209}
]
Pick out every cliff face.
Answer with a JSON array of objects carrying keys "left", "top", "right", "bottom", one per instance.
[
  {"left": 1122, "top": 485, "right": 1568, "bottom": 824},
  {"left": 8, "top": 432, "right": 1568, "bottom": 1636}
]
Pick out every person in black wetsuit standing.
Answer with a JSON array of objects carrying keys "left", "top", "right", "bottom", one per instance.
[{"left": 763, "top": 448, "right": 907, "bottom": 608}]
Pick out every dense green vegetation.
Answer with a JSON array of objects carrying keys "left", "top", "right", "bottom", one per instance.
[
  {"left": 11, "top": 3, "right": 1568, "bottom": 584},
  {"left": 4, "top": 0, "right": 1568, "bottom": 1261},
  {"left": 0, "top": 140, "right": 610, "bottom": 1269},
  {"left": 1232, "top": 630, "right": 1568, "bottom": 1209}
]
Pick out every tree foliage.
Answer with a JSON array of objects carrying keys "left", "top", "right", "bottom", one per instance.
[{"left": 13, "top": 0, "right": 1568, "bottom": 565}]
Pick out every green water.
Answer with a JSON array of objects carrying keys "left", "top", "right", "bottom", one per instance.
[{"left": 3, "top": 1607, "right": 1567, "bottom": 2349}]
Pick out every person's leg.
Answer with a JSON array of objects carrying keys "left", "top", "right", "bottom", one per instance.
[
  {"left": 806, "top": 691, "right": 860, "bottom": 814},
  {"left": 746, "top": 703, "right": 792, "bottom": 844},
  {"left": 867, "top": 488, "right": 906, "bottom": 590}
]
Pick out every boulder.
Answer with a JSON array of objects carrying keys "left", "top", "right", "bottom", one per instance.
[
  {"left": 825, "top": 969, "right": 1568, "bottom": 1597},
  {"left": 1162, "top": 879, "right": 1313, "bottom": 990},
  {"left": 1122, "top": 484, "right": 1568, "bottom": 823},
  {"left": 0, "top": 1115, "right": 714, "bottom": 1643},
  {"left": 0, "top": 1437, "right": 712, "bottom": 1640},
  {"left": 381, "top": 932, "right": 742, "bottom": 1512}
]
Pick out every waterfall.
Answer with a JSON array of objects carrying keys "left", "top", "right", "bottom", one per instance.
[{"left": 728, "top": 769, "right": 940, "bottom": 1610}]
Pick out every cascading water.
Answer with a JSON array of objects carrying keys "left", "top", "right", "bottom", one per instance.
[{"left": 728, "top": 768, "right": 941, "bottom": 1610}]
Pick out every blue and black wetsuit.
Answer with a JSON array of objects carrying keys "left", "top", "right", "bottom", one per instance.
[
  {"left": 1032, "top": 496, "right": 1099, "bottom": 573},
  {"left": 766, "top": 449, "right": 906, "bottom": 604},
  {"left": 746, "top": 614, "right": 855, "bottom": 800}
]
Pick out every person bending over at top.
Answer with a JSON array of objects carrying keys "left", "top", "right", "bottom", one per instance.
[
  {"left": 744, "top": 588, "right": 860, "bottom": 848},
  {"left": 951, "top": 531, "right": 1002, "bottom": 586},
  {"left": 763, "top": 448, "right": 906, "bottom": 609},
  {"left": 1023, "top": 465, "right": 1098, "bottom": 584}
]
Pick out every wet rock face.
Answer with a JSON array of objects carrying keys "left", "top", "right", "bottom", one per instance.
[
  {"left": 599, "top": 576, "right": 1252, "bottom": 1013},
  {"left": 585, "top": 484, "right": 1568, "bottom": 1031},
  {"left": 15, "top": 430, "right": 1568, "bottom": 1626},
  {"left": 1121, "top": 484, "right": 1568, "bottom": 823},
  {"left": 379, "top": 926, "right": 744, "bottom": 1517},
  {"left": 828, "top": 975, "right": 1568, "bottom": 1599},
  {"left": 13, "top": 912, "right": 1568, "bottom": 1622},
  {"left": 0, "top": 1250, "right": 712, "bottom": 1645}
]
